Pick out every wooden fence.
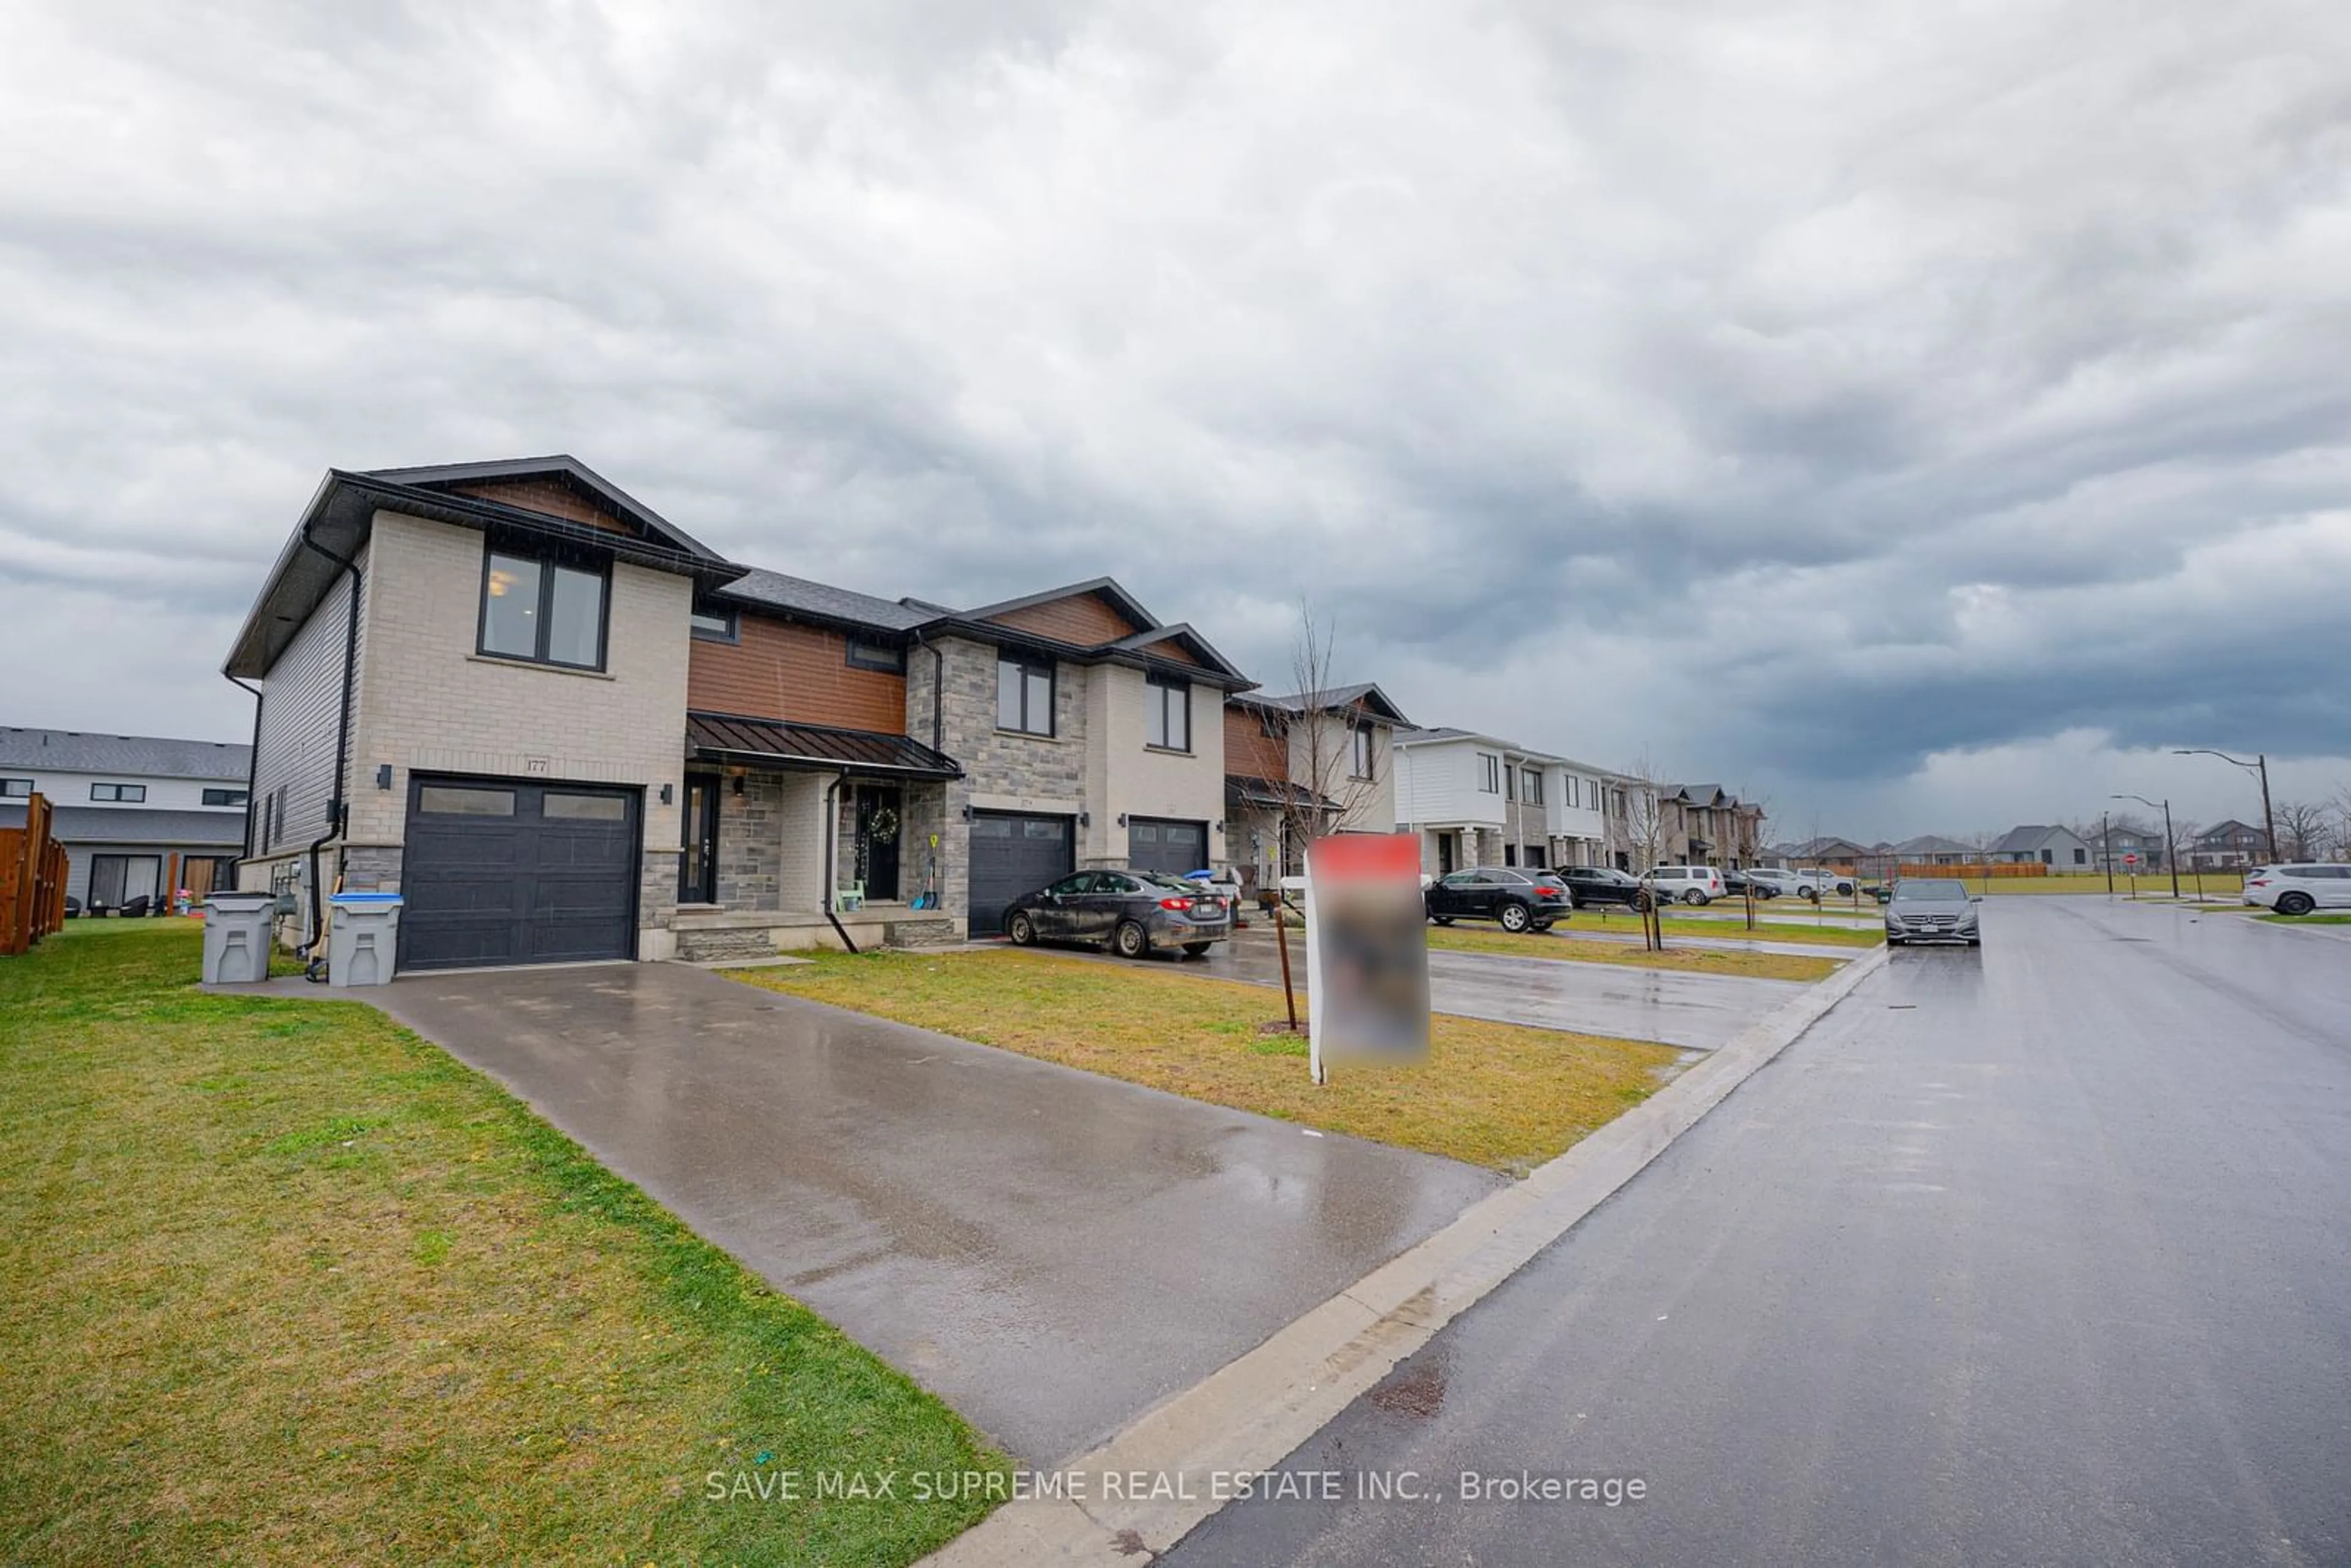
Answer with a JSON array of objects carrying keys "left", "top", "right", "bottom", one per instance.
[{"left": 1, "top": 792, "right": 69, "bottom": 956}]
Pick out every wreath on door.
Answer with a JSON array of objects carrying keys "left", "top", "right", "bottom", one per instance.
[{"left": 864, "top": 804, "right": 901, "bottom": 843}]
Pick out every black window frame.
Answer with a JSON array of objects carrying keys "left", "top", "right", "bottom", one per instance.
[
  {"left": 91, "top": 782, "right": 147, "bottom": 803},
  {"left": 476, "top": 538, "right": 612, "bottom": 672},
  {"left": 201, "top": 787, "right": 249, "bottom": 807},
  {"left": 846, "top": 638, "right": 907, "bottom": 673},
  {"left": 0, "top": 778, "right": 29, "bottom": 798},
  {"left": 1479, "top": 753, "right": 1501, "bottom": 794},
  {"left": 1145, "top": 670, "right": 1191, "bottom": 752},
  {"left": 997, "top": 655, "right": 1057, "bottom": 737},
  {"left": 1351, "top": 724, "right": 1376, "bottom": 781},
  {"left": 688, "top": 595, "right": 739, "bottom": 643},
  {"left": 1523, "top": 767, "right": 1543, "bottom": 805}
]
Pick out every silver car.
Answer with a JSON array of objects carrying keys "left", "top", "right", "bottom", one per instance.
[{"left": 1884, "top": 877, "right": 1981, "bottom": 947}]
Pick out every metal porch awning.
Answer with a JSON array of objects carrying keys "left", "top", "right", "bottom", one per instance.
[{"left": 686, "top": 711, "right": 963, "bottom": 781}]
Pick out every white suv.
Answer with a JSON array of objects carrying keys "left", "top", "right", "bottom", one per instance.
[
  {"left": 1646, "top": 865, "right": 1727, "bottom": 905},
  {"left": 1747, "top": 866, "right": 1854, "bottom": 901},
  {"left": 2243, "top": 865, "right": 2351, "bottom": 916}
]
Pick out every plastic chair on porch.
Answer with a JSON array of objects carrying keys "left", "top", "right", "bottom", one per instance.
[{"left": 836, "top": 880, "right": 865, "bottom": 912}]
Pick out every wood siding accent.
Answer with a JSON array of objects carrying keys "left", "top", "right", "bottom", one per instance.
[
  {"left": 689, "top": 615, "right": 907, "bottom": 735},
  {"left": 1224, "top": 704, "right": 1289, "bottom": 781},
  {"left": 448, "top": 478, "right": 632, "bottom": 535},
  {"left": 986, "top": 591, "right": 1141, "bottom": 647},
  {"left": 1133, "top": 634, "right": 1205, "bottom": 668}
]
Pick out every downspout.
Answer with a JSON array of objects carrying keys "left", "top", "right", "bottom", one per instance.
[
  {"left": 296, "top": 530, "right": 364, "bottom": 977},
  {"left": 916, "top": 629, "right": 943, "bottom": 750},
  {"left": 224, "top": 674, "right": 263, "bottom": 863},
  {"left": 821, "top": 771, "right": 860, "bottom": 954}
]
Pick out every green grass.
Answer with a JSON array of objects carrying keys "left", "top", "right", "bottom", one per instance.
[
  {"left": 1, "top": 922, "right": 1004, "bottom": 1566},
  {"left": 1565, "top": 907, "right": 1884, "bottom": 947},
  {"left": 1427, "top": 926, "right": 1843, "bottom": 983},
  {"left": 2259, "top": 912, "right": 2351, "bottom": 925},
  {"left": 733, "top": 950, "right": 1683, "bottom": 1176}
]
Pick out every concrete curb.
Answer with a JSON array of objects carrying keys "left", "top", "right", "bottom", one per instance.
[{"left": 921, "top": 941, "right": 1892, "bottom": 1565}]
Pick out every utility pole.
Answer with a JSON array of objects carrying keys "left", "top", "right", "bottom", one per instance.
[
  {"left": 2112, "top": 793, "right": 2177, "bottom": 901},
  {"left": 2102, "top": 811, "right": 2113, "bottom": 896},
  {"left": 2173, "top": 749, "right": 2279, "bottom": 862}
]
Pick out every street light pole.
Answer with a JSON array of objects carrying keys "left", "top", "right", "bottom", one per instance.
[
  {"left": 2112, "top": 794, "right": 2177, "bottom": 900},
  {"left": 2102, "top": 811, "right": 2113, "bottom": 895},
  {"left": 2173, "top": 749, "right": 2278, "bottom": 862}
]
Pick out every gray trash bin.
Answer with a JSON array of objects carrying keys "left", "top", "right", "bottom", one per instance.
[
  {"left": 202, "top": 891, "right": 279, "bottom": 984},
  {"left": 327, "top": 892, "right": 404, "bottom": 988}
]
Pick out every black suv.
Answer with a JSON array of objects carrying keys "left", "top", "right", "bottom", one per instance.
[
  {"left": 1425, "top": 868, "right": 1573, "bottom": 932},
  {"left": 1552, "top": 866, "right": 1654, "bottom": 911}
]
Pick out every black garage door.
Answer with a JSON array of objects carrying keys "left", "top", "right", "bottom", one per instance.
[
  {"left": 1127, "top": 817, "right": 1209, "bottom": 877},
  {"left": 969, "top": 811, "right": 1074, "bottom": 937},
  {"left": 399, "top": 776, "right": 640, "bottom": 970}
]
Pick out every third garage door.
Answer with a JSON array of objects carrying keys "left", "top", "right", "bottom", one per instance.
[
  {"left": 1127, "top": 817, "right": 1208, "bottom": 877},
  {"left": 969, "top": 811, "right": 1073, "bottom": 937}
]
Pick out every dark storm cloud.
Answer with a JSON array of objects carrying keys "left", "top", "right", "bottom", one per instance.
[{"left": 2, "top": 0, "right": 2348, "bottom": 836}]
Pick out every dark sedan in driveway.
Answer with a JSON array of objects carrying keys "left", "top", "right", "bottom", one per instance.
[
  {"left": 1425, "top": 868, "right": 1572, "bottom": 932},
  {"left": 1003, "top": 869, "right": 1234, "bottom": 959},
  {"left": 1553, "top": 866, "right": 1654, "bottom": 911}
]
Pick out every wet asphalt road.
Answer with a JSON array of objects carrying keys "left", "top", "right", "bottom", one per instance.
[
  {"left": 366, "top": 962, "right": 1501, "bottom": 1465},
  {"left": 1135, "top": 928, "right": 1808, "bottom": 1051},
  {"left": 1164, "top": 897, "right": 2351, "bottom": 1567}
]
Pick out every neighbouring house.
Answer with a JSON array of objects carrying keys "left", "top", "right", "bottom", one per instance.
[
  {"left": 1991, "top": 824, "right": 2093, "bottom": 869},
  {"left": 2185, "top": 819, "right": 2268, "bottom": 870},
  {"left": 1893, "top": 834, "right": 1975, "bottom": 866},
  {"left": 1393, "top": 730, "right": 1627, "bottom": 875},
  {"left": 2089, "top": 821, "right": 2169, "bottom": 872},
  {"left": 223, "top": 456, "right": 1252, "bottom": 970},
  {"left": 1766, "top": 836, "right": 1874, "bottom": 870},
  {"left": 1222, "top": 683, "right": 1410, "bottom": 889},
  {"left": 0, "top": 727, "right": 252, "bottom": 912},
  {"left": 1659, "top": 785, "right": 1768, "bottom": 868}
]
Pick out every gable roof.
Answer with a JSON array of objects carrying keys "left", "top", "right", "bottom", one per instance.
[
  {"left": 2193, "top": 819, "right": 2263, "bottom": 842},
  {"left": 1993, "top": 824, "right": 2086, "bottom": 855},
  {"left": 963, "top": 577, "right": 1159, "bottom": 631},
  {"left": 1232, "top": 683, "right": 1412, "bottom": 726},
  {"left": 1895, "top": 834, "right": 1975, "bottom": 856},
  {"left": 0, "top": 727, "right": 250, "bottom": 781},
  {"left": 226, "top": 457, "right": 746, "bottom": 679},
  {"left": 718, "top": 568, "right": 934, "bottom": 633}
]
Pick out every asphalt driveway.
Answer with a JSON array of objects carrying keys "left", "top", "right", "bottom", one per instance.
[
  {"left": 1149, "top": 928, "right": 1805, "bottom": 1051},
  {"left": 362, "top": 961, "right": 1502, "bottom": 1465}
]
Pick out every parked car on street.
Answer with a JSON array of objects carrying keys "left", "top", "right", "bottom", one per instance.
[
  {"left": 1884, "top": 877, "right": 1982, "bottom": 947},
  {"left": 1719, "top": 869, "right": 1780, "bottom": 899},
  {"left": 1003, "top": 869, "right": 1234, "bottom": 958},
  {"left": 2242, "top": 865, "right": 2351, "bottom": 916},
  {"left": 1425, "top": 868, "right": 1573, "bottom": 932},
  {"left": 1553, "top": 866, "right": 1654, "bottom": 911},
  {"left": 1747, "top": 866, "right": 1855, "bottom": 901},
  {"left": 1646, "top": 865, "right": 1727, "bottom": 905}
]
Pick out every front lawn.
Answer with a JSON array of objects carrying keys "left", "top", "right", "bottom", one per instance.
[
  {"left": 1567, "top": 907, "right": 1884, "bottom": 948},
  {"left": 731, "top": 951, "right": 1683, "bottom": 1175},
  {"left": 1427, "top": 926, "right": 1842, "bottom": 982},
  {"left": 1, "top": 923, "right": 1003, "bottom": 1566},
  {"left": 2259, "top": 912, "right": 2351, "bottom": 925}
]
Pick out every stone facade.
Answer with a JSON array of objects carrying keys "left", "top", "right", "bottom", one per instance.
[{"left": 714, "top": 771, "right": 789, "bottom": 910}]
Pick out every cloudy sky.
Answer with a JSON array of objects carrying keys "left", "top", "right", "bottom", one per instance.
[{"left": 4, "top": 0, "right": 2347, "bottom": 841}]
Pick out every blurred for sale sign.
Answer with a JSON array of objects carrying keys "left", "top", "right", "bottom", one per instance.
[{"left": 1305, "top": 833, "right": 1430, "bottom": 1081}]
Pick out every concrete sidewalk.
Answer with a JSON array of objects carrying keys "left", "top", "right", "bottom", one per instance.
[{"left": 330, "top": 961, "right": 1502, "bottom": 1465}]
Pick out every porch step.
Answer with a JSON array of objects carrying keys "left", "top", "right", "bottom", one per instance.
[
  {"left": 674, "top": 926, "right": 779, "bottom": 962},
  {"left": 883, "top": 917, "right": 961, "bottom": 950}
]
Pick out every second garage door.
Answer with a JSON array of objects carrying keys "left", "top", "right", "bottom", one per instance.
[
  {"left": 400, "top": 776, "right": 640, "bottom": 971},
  {"left": 969, "top": 811, "right": 1074, "bottom": 937},
  {"left": 1127, "top": 817, "right": 1209, "bottom": 877}
]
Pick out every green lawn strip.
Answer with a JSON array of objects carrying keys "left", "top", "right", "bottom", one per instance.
[
  {"left": 1, "top": 923, "right": 1003, "bottom": 1566},
  {"left": 733, "top": 951, "right": 1682, "bottom": 1176},
  {"left": 1565, "top": 909, "right": 1884, "bottom": 947},
  {"left": 1426, "top": 926, "right": 1842, "bottom": 983},
  {"left": 2259, "top": 912, "right": 2351, "bottom": 925}
]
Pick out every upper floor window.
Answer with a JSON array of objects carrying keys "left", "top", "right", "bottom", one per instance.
[
  {"left": 1523, "top": 768, "right": 1543, "bottom": 805},
  {"left": 479, "top": 545, "right": 607, "bottom": 670},
  {"left": 1146, "top": 672, "right": 1190, "bottom": 751},
  {"left": 0, "top": 778, "right": 29, "bottom": 798},
  {"left": 1351, "top": 724, "right": 1376, "bottom": 781},
  {"left": 201, "top": 788, "right": 249, "bottom": 807},
  {"left": 91, "top": 782, "right": 146, "bottom": 803},
  {"left": 998, "top": 655, "right": 1055, "bottom": 736},
  {"left": 847, "top": 639, "right": 906, "bottom": 673},
  {"left": 1478, "top": 753, "right": 1501, "bottom": 793},
  {"left": 689, "top": 595, "right": 738, "bottom": 642}
]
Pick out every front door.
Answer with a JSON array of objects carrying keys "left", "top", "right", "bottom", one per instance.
[
  {"left": 1437, "top": 833, "right": 1457, "bottom": 876},
  {"left": 680, "top": 774, "right": 720, "bottom": 904},
  {"left": 856, "top": 786, "right": 902, "bottom": 901}
]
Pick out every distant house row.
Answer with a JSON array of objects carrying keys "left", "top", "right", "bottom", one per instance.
[{"left": 1769, "top": 819, "right": 2278, "bottom": 877}]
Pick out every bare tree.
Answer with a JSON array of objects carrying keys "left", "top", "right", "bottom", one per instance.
[
  {"left": 1967, "top": 828, "right": 2001, "bottom": 892},
  {"left": 1272, "top": 603, "right": 1387, "bottom": 873},
  {"left": 2327, "top": 784, "right": 2351, "bottom": 859},
  {"left": 2274, "top": 798, "right": 2331, "bottom": 861},
  {"left": 1619, "top": 753, "right": 1669, "bottom": 874}
]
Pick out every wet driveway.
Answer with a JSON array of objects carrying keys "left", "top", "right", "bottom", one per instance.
[
  {"left": 364, "top": 961, "right": 1503, "bottom": 1465},
  {"left": 1091, "top": 928, "right": 1808, "bottom": 1051}
]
